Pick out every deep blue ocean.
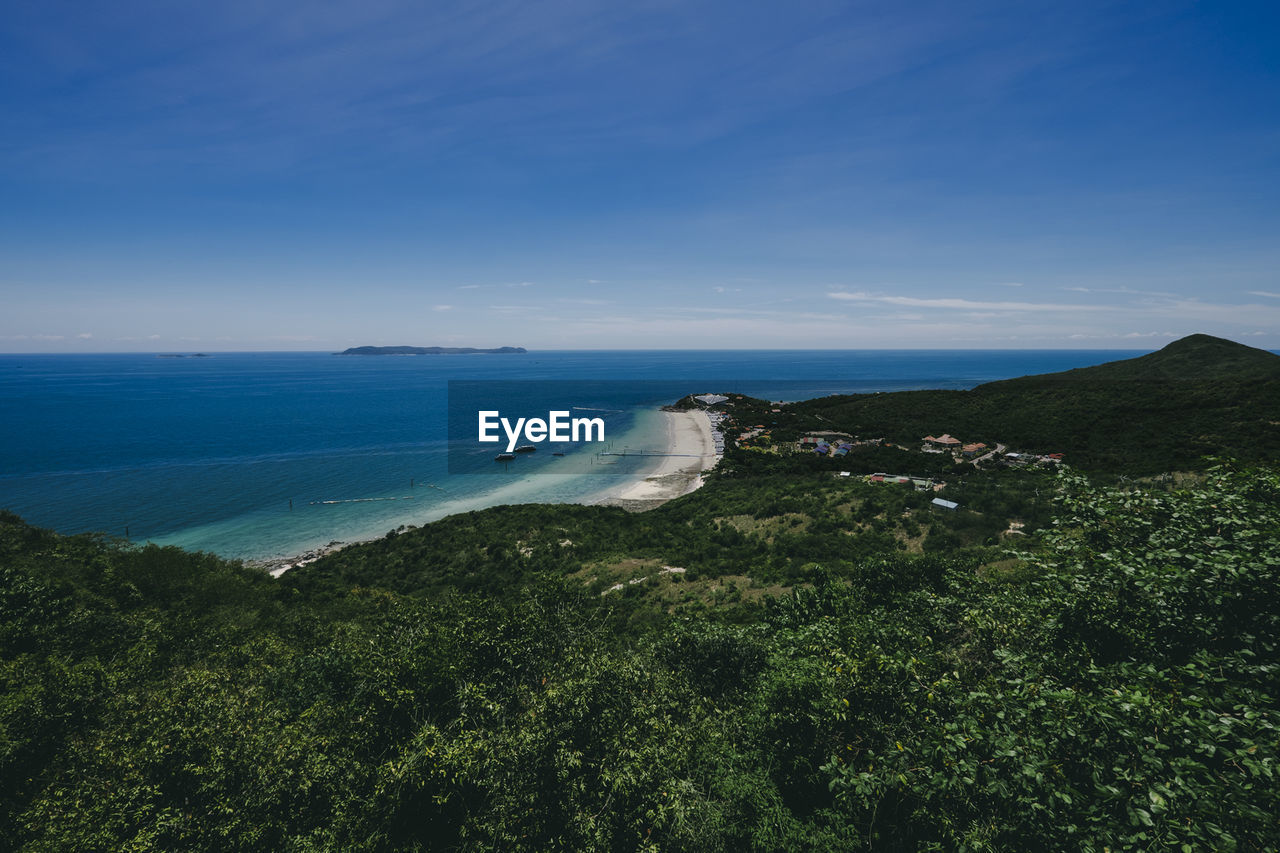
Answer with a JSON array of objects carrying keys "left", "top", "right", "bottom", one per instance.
[{"left": 0, "top": 349, "right": 1142, "bottom": 561}]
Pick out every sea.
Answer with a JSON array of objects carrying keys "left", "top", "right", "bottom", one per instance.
[{"left": 0, "top": 349, "right": 1141, "bottom": 562}]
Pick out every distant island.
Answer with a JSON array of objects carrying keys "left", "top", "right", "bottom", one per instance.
[{"left": 337, "top": 345, "right": 527, "bottom": 355}]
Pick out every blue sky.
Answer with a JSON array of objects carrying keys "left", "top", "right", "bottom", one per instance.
[{"left": 2, "top": 0, "right": 1278, "bottom": 350}]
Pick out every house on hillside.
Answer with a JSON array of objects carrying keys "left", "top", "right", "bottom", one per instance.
[
  {"left": 924, "top": 434, "right": 961, "bottom": 449},
  {"left": 962, "top": 442, "right": 987, "bottom": 458}
]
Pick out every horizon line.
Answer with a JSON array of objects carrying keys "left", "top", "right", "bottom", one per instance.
[{"left": 0, "top": 345, "right": 1189, "bottom": 356}]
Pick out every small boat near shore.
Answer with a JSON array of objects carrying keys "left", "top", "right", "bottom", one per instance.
[
  {"left": 514, "top": 444, "right": 537, "bottom": 453},
  {"left": 495, "top": 453, "right": 515, "bottom": 461}
]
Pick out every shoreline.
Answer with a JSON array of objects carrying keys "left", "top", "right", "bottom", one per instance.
[
  {"left": 588, "top": 410, "right": 721, "bottom": 510},
  {"left": 253, "top": 408, "right": 723, "bottom": 577}
]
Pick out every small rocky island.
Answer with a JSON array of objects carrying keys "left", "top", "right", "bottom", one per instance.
[{"left": 337, "top": 346, "right": 527, "bottom": 355}]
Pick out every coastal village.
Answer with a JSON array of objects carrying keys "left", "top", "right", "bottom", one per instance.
[{"left": 685, "top": 391, "right": 1066, "bottom": 514}]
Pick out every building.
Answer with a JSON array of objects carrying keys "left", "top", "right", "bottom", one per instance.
[
  {"left": 962, "top": 443, "right": 987, "bottom": 457},
  {"left": 924, "top": 434, "right": 961, "bottom": 448}
]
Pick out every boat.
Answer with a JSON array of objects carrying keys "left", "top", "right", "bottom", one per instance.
[
  {"left": 495, "top": 453, "right": 515, "bottom": 462},
  {"left": 552, "top": 452, "right": 565, "bottom": 457},
  {"left": 514, "top": 444, "right": 537, "bottom": 453}
]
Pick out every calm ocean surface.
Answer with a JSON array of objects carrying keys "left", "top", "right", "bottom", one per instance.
[{"left": 0, "top": 349, "right": 1140, "bottom": 560}]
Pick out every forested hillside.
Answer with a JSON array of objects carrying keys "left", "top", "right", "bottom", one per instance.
[
  {"left": 789, "top": 335, "right": 1280, "bottom": 473},
  {"left": 3, "top": 460, "right": 1278, "bottom": 850}
]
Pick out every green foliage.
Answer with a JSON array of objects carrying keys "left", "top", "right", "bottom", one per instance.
[
  {"left": 291, "top": 466, "right": 1018, "bottom": 602},
  {"left": 791, "top": 373, "right": 1280, "bottom": 475},
  {"left": 2, "top": 461, "right": 1279, "bottom": 850}
]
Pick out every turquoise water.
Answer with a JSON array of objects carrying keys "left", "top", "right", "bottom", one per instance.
[{"left": 0, "top": 349, "right": 1140, "bottom": 560}]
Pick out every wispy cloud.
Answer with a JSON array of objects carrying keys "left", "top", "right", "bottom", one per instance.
[
  {"left": 1062, "top": 286, "right": 1179, "bottom": 298},
  {"left": 827, "top": 291, "right": 1103, "bottom": 312},
  {"left": 490, "top": 305, "right": 544, "bottom": 312},
  {"left": 1247, "top": 291, "right": 1280, "bottom": 299},
  {"left": 432, "top": 304, "right": 453, "bottom": 311},
  {"left": 1, "top": 0, "right": 1007, "bottom": 179},
  {"left": 1067, "top": 331, "right": 1180, "bottom": 340}
]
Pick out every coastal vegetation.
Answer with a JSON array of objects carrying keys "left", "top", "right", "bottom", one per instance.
[{"left": 2, "top": 335, "right": 1279, "bottom": 850}]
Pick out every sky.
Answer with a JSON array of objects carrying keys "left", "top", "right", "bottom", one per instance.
[{"left": 2, "top": 0, "right": 1279, "bottom": 351}]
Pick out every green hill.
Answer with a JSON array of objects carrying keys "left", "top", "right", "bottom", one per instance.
[
  {"left": 989, "top": 333, "right": 1280, "bottom": 385},
  {"left": 791, "top": 334, "right": 1280, "bottom": 473}
]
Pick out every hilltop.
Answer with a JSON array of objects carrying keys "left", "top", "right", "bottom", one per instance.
[
  {"left": 338, "top": 345, "right": 527, "bottom": 355},
  {"left": 988, "top": 333, "right": 1280, "bottom": 385}
]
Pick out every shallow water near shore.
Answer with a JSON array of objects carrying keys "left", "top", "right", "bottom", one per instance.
[{"left": 0, "top": 349, "right": 1140, "bottom": 560}]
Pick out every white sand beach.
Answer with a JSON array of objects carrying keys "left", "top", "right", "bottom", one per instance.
[
  {"left": 591, "top": 409, "right": 720, "bottom": 508},
  {"left": 258, "top": 408, "right": 722, "bottom": 575}
]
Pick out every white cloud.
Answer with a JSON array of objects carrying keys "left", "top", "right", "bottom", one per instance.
[
  {"left": 1247, "top": 291, "right": 1280, "bottom": 299},
  {"left": 827, "top": 291, "right": 1102, "bottom": 312},
  {"left": 1062, "top": 286, "right": 1179, "bottom": 298},
  {"left": 432, "top": 304, "right": 453, "bottom": 311},
  {"left": 77, "top": 332, "right": 92, "bottom": 339},
  {"left": 1067, "top": 331, "right": 1180, "bottom": 340}
]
